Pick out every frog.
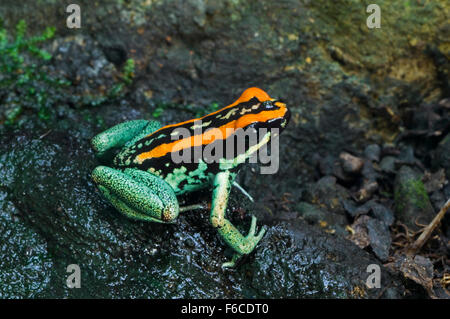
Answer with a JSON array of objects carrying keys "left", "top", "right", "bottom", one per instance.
[{"left": 90, "top": 87, "right": 290, "bottom": 268}]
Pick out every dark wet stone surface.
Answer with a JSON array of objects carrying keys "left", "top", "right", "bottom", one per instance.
[
  {"left": 0, "top": 116, "right": 404, "bottom": 298},
  {"left": 435, "top": 134, "right": 450, "bottom": 179},
  {"left": 364, "top": 144, "right": 381, "bottom": 163},
  {"left": 379, "top": 156, "right": 397, "bottom": 174},
  {"left": 366, "top": 218, "right": 391, "bottom": 262},
  {"left": 354, "top": 200, "right": 394, "bottom": 227}
]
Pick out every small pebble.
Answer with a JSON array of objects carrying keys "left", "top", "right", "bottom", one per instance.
[
  {"left": 364, "top": 144, "right": 381, "bottom": 162},
  {"left": 340, "top": 152, "right": 364, "bottom": 174},
  {"left": 379, "top": 156, "right": 396, "bottom": 173}
]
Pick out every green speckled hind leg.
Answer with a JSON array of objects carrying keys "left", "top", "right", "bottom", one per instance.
[
  {"left": 91, "top": 119, "right": 161, "bottom": 159},
  {"left": 92, "top": 166, "right": 179, "bottom": 223},
  {"left": 210, "top": 171, "right": 266, "bottom": 268}
]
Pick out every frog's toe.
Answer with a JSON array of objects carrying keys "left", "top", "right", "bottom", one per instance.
[
  {"left": 246, "top": 223, "right": 266, "bottom": 247},
  {"left": 221, "top": 261, "right": 236, "bottom": 269},
  {"left": 255, "top": 226, "right": 266, "bottom": 242},
  {"left": 221, "top": 252, "right": 242, "bottom": 269},
  {"left": 248, "top": 215, "right": 257, "bottom": 236}
]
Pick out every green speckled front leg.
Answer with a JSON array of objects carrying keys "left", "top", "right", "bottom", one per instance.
[
  {"left": 91, "top": 119, "right": 161, "bottom": 159},
  {"left": 210, "top": 171, "right": 266, "bottom": 268},
  {"left": 92, "top": 166, "right": 179, "bottom": 223}
]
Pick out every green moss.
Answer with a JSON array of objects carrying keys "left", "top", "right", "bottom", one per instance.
[
  {"left": 0, "top": 18, "right": 139, "bottom": 124},
  {"left": 308, "top": 0, "right": 448, "bottom": 73},
  {"left": 0, "top": 19, "right": 69, "bottom": 124},
  {"left": 410, "top": 179, "right": 430, "bottom": 210},
  {"left": 395, "top": 178, "right": 429, "bottom": 214},
  {"left": 107, "top": 58, "right": 135, "bottom": 99}
]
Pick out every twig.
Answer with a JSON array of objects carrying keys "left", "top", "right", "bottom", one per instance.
[
  {"left": 408, "top": 198, "right": 450, "bottom": 254},
  {"left": 39, "top": 130, "right": 52, "bottom": 139},
  {"left": 179, "top": 203, "right": 206, "bottom": 213}
]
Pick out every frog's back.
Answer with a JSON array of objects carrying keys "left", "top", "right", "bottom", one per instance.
[{"left": 113, "top": 87, "right": 289, "bottom": 193}]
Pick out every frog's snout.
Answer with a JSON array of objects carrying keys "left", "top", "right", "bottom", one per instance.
[{"left": 282, "top": 104, "right": 291, "bottom": 129}]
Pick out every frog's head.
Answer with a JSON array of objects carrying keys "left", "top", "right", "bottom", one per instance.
[{"left": 233, "top": 87, "right": 290, "bottom": 134}]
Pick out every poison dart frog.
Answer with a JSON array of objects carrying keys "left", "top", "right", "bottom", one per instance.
[{"left": 91, "top": 87, "right": 290, "bottom": 267}]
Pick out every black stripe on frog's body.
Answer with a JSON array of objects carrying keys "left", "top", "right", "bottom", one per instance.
[
  {"left": 112, "top": 95, "right": 290, "bottom": 192},
  {"left": 114, "top": 97, "right": 264, "bottom": 164}
]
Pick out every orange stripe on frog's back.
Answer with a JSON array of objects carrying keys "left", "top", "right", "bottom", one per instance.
[{"left": 135, "top": 105, "right": 286, "bottom": 163}]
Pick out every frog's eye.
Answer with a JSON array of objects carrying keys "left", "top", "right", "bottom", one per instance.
[
  {"left": 264, "top": 100, "right": 287, "bottom": 111},
  {"left": 261, "top": 101, "right": 276, "bottom": 110}
]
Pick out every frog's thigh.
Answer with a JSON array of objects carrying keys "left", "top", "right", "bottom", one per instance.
[
  {"left": 92, "top": 166, "right": 179, "bottom": 222},
  {"left": 91, "top": 120, "right": 161, "bottom": 156},
  {"left": 97, "top": 185, "right": 169, "bottom": 223},
  {"left": 123, "top": 168, "right": 179, "bottom": 220}
]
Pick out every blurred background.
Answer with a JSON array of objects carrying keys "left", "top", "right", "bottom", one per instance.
[{"left": 0, "top": 0, "right": 448, "bottom": 298}]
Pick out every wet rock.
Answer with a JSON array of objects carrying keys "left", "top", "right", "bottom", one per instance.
[
  {"left": 250, "top": 220, "right": 402, "bottom": 298},
  {"left": 422, "top": 169, "right": 446, "bottom": 194},
  {"left": 339, "top": 152, "right": 364, "bottom": 175},
  {"left": 398, "top": 146, "right": 419, "bottom": 165},
  {"left": 341, "top": 199, "right": 358, "bottom": 217},
  {"left": 317, "top": 154, "right": 337, "bottom": 176},
  {"left": 0, "top": 0, "right": 444, "bottom": 299},
  {"left": 49, "top": 35, "right": 119, "bottom": 103},
  {"left": 366, "top": 218, "right": 391, "bottom": 262},
  {"left": 0, "top": 117, "right": 404, "bottom": 298},
  {"left": 348, "top": 216, "right": 371, "bottom": 249},
  {"left": 348, "top": 216, "right": 391, "bottom": 262},
  {"left": 296, "top": 202, "right": 327, "bottom": 223},
  {"left": 361, "top": 159, "right": 379, "bottom": 181},
  {"left": 303, "top": 176, "right": 351, "bottom": 219},
  {"left": 435, "top": 134, "right": 450, "bottom": 178},
  {"left": 296, "top": 202, "right": 347, "bottom": 236},
  {"left": 364, "top": 144, "right": 381, "bottom": 162},
  {"left": 429, "top": 190, "right": 447, "bottom": 214},
  {"left": 0, "top": 190, "right": 53, "bottom": 298},
  {"left": 394, "top": 166, "right": 435, "bottom": 231},
  {"left": 316, "top": 154, "right": 350, "bottom": 182},
  {"left": 391, "top": 254, "right": 434, "bottom": 297},
  {"left": 355, "top": 159, "right": 379, "bottom": 203},
  {"left": 354, "top": 200, "right": 394, "bottom": 226},
  {"left": 380, "top": 156, "right": 397, "bottom": 174},
  {"left": 355, "top": 180, "right": 379, "bottom": 203}
]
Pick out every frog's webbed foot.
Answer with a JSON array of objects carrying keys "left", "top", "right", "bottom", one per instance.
[
  {"left": 219, "top": 216, "right": 266, "bottom": 269},
  {"left": 222, "top": 252, "right": 242, "bottom": 269},
  {"left": 247, "top": 215, "right": 267, "bottom": 243},
  {"left": 220, "top": 218, "right": 266, "bottom": 268}
]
